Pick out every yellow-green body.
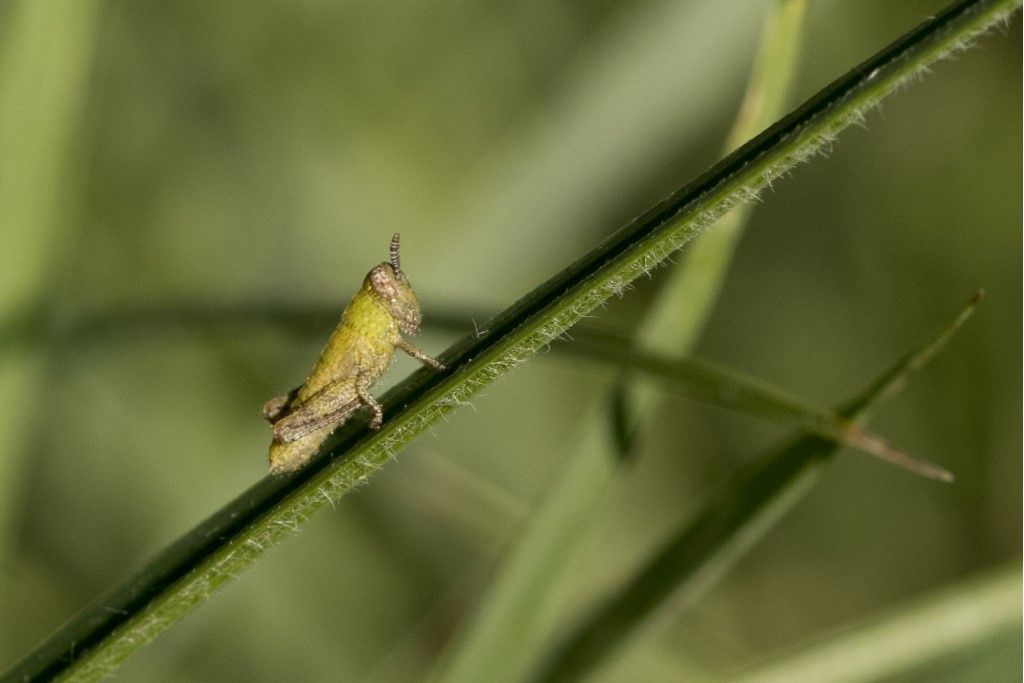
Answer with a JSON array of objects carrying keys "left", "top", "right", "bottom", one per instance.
[
  {"left": 265, "top": 234, "right": 445, "bottom": 474},
  {"left": 302, "top": 282, "right": 400, "bottom": 401}
]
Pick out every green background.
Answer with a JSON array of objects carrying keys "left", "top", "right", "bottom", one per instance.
[{"left": 1, "top": 1, "right": 1019, "bottom": 681}]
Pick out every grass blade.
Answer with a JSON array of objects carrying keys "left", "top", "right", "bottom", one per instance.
[
  {"left": 732, "top": 565, "right": 1021, "bottom": 683},
  {"left": 534, "top": 294, "right": 983, "bottom": 682},
  {"left": 0, "top": 298, "right": 951, "bottom": 481},
  {"left": 0, "top": 0, "right": 102, "bottom": 649},
  {"left": 573, "top": 337, "right": 956, "bottom": 482}
]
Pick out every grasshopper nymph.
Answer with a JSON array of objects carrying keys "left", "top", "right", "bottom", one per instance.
[{"left": 264, "top": 233, "right": 446, "bottom": 474}]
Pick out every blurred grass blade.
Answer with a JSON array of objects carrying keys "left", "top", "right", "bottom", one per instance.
[
  {"left": 434, "top": 3, "right": 808, "bottom": 682},
  {"left": 0, "top": 0, "right": 101, "bottom": 604},
  {"left": 632, "top": 0, "right": 808, "bottom": 359},
  {"left": 0, "top": 0, "right": 99, "bottom": 304},
  {"left": 581, "top": 343, "right": 956, "bottom": 482},
  {"left": 534, "top": 294, "right": 982, "bottom": 682},
  {"left": 0, "top": 299, "right": 948, "bottom": 480},
  {"left": 4, "top": 0, "right": 1016, "bottom": 679},
  {"left": 732, "top": 565, "right": 1021, "bottom": 683},
  {"left": 843, "top": 288, "right": 986, "bottom": 417}
]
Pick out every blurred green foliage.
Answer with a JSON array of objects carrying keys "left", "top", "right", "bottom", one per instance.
[{"left": 0, "top": 1, "right": 1019, "bottom": 681}]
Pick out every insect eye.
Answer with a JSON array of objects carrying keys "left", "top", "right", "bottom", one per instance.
[{"left": 368, "top": 266, "right": 399, "bottom": 300}]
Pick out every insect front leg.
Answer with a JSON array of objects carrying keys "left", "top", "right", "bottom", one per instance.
[
  {"left": 396, "top": 337, "right": 446, "bottom": 371},
  {"left": 271, "top": 378, "right": 361, "bottom": 444}
]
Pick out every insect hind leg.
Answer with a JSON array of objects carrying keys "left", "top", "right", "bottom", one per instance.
[
  {"left": 272, "top": 378, "right": 361, "bottom": 444},
  {"left": 356, "top": 376, "right": 384, "bottom": 430},
  {"left": 272, "top": 398, "right": 361, "bottom": 443}
]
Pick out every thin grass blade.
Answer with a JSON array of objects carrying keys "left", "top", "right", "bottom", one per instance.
[{"left": 533, "top": 293, "right": 983, "bottom": 682}]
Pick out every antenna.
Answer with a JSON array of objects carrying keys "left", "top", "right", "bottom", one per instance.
[{"left": 389, "top": 233, "right": 402, "bottom": 273}]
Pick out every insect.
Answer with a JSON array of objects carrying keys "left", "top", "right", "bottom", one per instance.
[{"left": 264, "top": 233, "right": 446, "bottom": 474}]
